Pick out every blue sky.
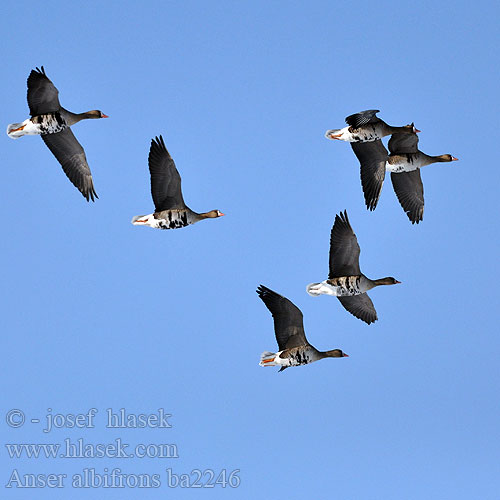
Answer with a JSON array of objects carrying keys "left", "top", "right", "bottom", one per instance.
[{"left": 1, "top": 0, "right": 499, "bottom": 498}]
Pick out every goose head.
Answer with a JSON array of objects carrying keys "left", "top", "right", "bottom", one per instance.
[
  {"left": 324, "top": 349, "right": 349, "bottom": 358},
  {"left": 435, "top": 154, "right": 459, "bottom": 162},
  {"left": 374, "top": 277, "right": 401, "bottom": 286},
  {"left": 405, "top": 122, "right": 421, "bottom": 134},
  {"left": 201, "top": 210, "right": 225, "bottom": 218},
  {"left": 84, "top": 110, "right": 109, "bottom": 119}
]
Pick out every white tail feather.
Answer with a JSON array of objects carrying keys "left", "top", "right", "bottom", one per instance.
[
  {"left": 324, "top": 128, "right": 342, "bottom": 139},
  {"left": 131, "top": 215, "right": 146, "bottom": 225},
  {"left": 131, "top": 214, "right": 157, "bottom": 226},
  {"left": 306, "top": 283, "right": 322, "bottom": 296},
  {"left": 259, "top": 351, "right": 277, "bottom": 367},
  {"left": 7, "top": 122, "right": 26, "bottom": 139}
]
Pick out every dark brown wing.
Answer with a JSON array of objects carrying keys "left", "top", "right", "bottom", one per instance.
[
  {"left": 351, "top": 139, "right": 388, "bottom": 210},
  {"left": 27, "top": 66, "right": 61, "bottom": 116},
  {"left": 42, "top": 129, "right": 97, "bottom": 202},
  {"left": 345, "top": 110, "right": 380, "bottom": 128},
  {"left": 329, "top": 211, "right": 361, "bottom": 279},
  {"left": 337, "top": 294, "right": 378, "bottom": 324},
  {"left": 257, "top": 285, "right": 308, "bottom": 351},
  {"left": 388, "top": 133, "right": 419, "bottom": 154},
  {"left": 148, "top": 135, "right": 186, "bottom": 212},
  {"left": 391, "top": 170, "right": 424, "bottom": 224}
]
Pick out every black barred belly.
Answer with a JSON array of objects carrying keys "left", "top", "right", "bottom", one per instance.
[
  {"left": 158, "top": 211, "right": 190, "bottom": 230},
  {"left": 33, "top": 112, "right": 67, "bottom": 135},
  {"left": 290, "top": 348, "right": 312, "bottom": 366},
  {"left": 350, "top": 124, "right": 382, "bottom": 142},
  {"left": 328, "top": 276, "right": 362, "bottom": 296}
]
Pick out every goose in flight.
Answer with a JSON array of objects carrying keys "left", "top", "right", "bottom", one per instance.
[
  {"left": 7, "top": 66, "right": 107, "bottom": 201},
  {"left": 257, "top": 285, "right": 348, "bottom": 372},
  {"left": 351, "top": 131, "right": 458, "bottom": 223},
  {"left": 132, "top": 135, "right": 224, "bottom": 230},
  {"left": 325, "top": 109, "right": 419, "bottom": 143},
  {"left": 307, "top": 211, "right": 400, "bottom": 324}
]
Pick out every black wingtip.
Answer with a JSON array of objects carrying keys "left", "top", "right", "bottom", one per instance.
[
  {"left": 404, "top": 207, "right": 423, "bottom": 224},
  {"left": 330, "top": 210, "right": 356, "bottom": 247},
  {"left": 80, "top": 182, "right": 98, "bottom": 202},
  {"left": 334, "top": 209, "right": 350, "bottom": 226},
  {"left": 345, "top": 109, "right": 380, "bottom": 128},
  {"left": 363, "top": 184, "right": 381, "bottom": 211},
  {"left": 256, "top": 285, "right": 283, "bottom": 305},
  {"left": 342, "top": 302, "right": 378, "bottom": 325},
  {"left": 150, "top": 135, "right": 170, "bottom": 157},
  {"left": 256, "top": 284, "right": 271, "bottom": 297},
  {"left": 86, "top": 190, "right": 98, "bottom": 202}
]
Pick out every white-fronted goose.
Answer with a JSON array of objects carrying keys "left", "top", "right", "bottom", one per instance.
[
  {"left": 351, "top": 132, "right": 458, "bottom": 223},
  {"left": 257, "top": 285, "right": 348, "bottom": 372},
  {"left": 325, "top": 109, "right": 419, "bottom": 143},
  {"left": 132, "top": 135, "right": 224, "bottom": 230},
  {"left": 7, "top": 66, "right": 107, "bottom": 201},
  {"left": 306, "top": 211, "right": 400, "bottom": 324}
]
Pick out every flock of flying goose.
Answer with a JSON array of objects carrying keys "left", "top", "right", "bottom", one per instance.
[
  {"left": 7, "top": 67, "right": 457, "bottom": 372},
  {"left": 326, "top": 109, "right": 458, "bottom": 223}
]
